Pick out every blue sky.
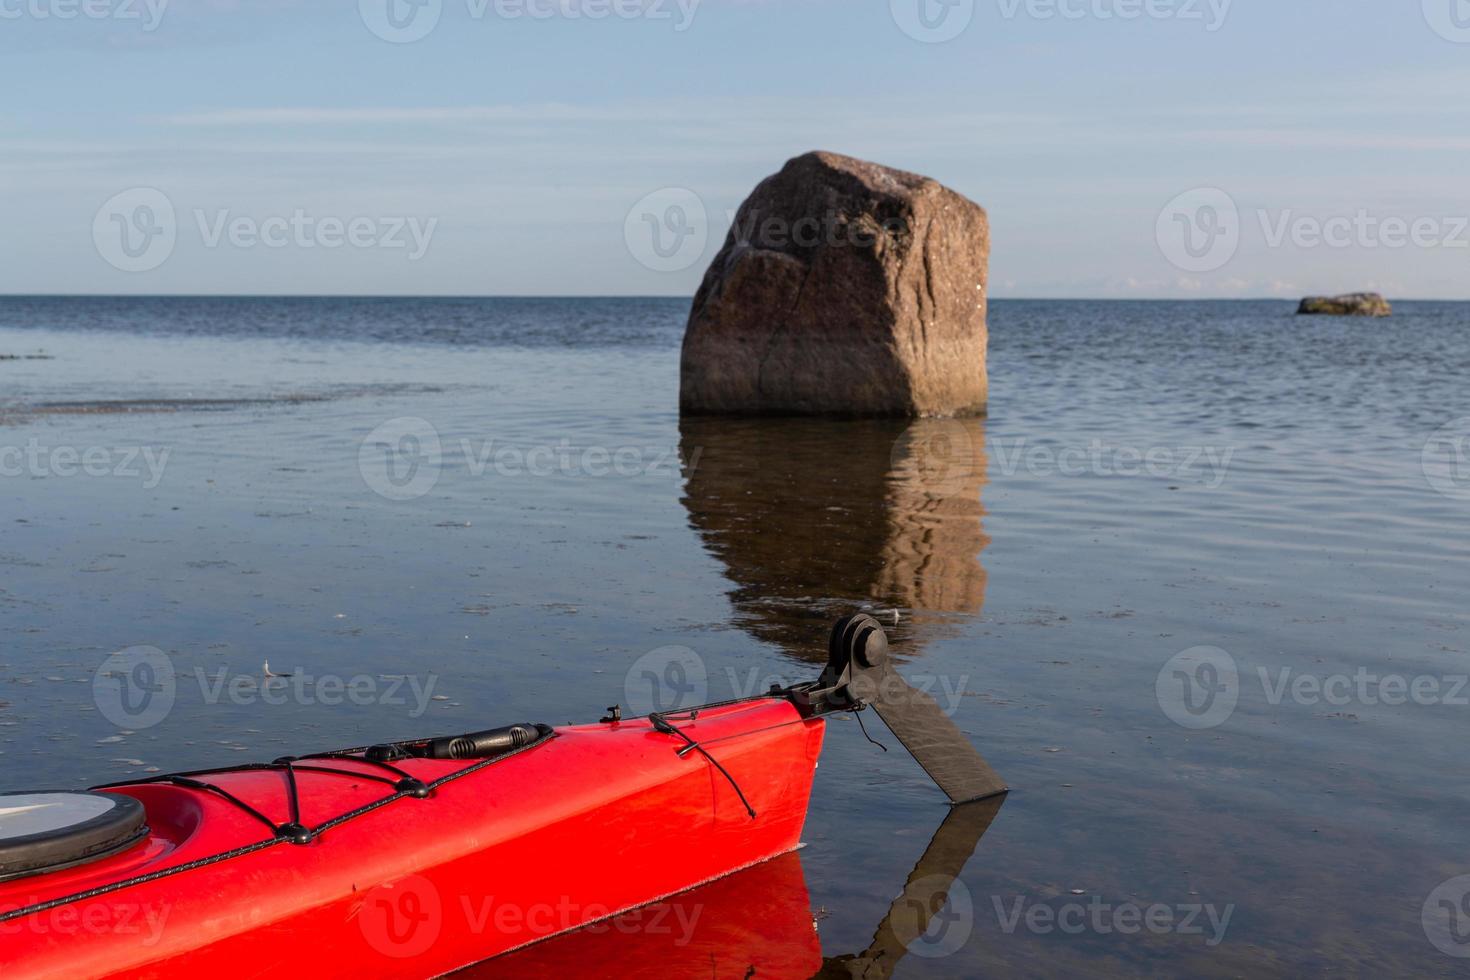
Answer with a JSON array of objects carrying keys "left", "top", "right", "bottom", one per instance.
[{"left": 2, "top": 0, "right": 1468, "bottom": 297}]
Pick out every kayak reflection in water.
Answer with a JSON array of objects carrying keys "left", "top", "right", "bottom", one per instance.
[{"left": 472, "top": 796, "right": 1005, "bottom": 979}]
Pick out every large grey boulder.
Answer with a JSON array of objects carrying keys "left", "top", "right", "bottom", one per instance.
[
  {"left": 680, "top": 152, "right": 989, "bottom": 418},
  {"left": 1297, "top": 293, "right": 1391, "bottom": 317}
]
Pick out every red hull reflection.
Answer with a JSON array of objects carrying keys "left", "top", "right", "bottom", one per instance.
[{"left": 462, "top": 852, "right": 823, "bottom": 979}]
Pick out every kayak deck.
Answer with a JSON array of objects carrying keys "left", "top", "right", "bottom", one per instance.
[{"left": 0, "top": 698, "right": 824, "bottom": 979}]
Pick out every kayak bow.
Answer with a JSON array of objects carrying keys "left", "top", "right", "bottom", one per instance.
[{"left": 0, "top": 615, "right": 1005, "bottom": 978}]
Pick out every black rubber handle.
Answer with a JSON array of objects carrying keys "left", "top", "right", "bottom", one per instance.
[{"left": 419, "top": 724, "right": 545, "bottom": 760}]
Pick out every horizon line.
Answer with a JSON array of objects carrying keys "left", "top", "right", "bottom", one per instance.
[{"left": 0, "top": 293, "right": 1454, "bottom": 303}]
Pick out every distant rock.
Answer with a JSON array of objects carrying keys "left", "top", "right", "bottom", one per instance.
[
  {"left": 1297, "top": 293, "right": 1391, "bottom": 317},
  {"left": 680, "top": 151, "right": 989, "bottom": 418}
]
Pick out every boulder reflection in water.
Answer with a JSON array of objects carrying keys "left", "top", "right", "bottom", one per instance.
[{"left": 678, "top": 417, "right": 990, "bottom": 662}]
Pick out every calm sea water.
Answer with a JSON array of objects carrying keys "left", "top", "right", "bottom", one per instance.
[{"left": 1, "top": 297, "right": 1466, "bottom": 976}]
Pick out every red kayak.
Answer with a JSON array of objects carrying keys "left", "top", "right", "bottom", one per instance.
[{"left": 0, "top": 616, "right": 1005, "bottom": 978}]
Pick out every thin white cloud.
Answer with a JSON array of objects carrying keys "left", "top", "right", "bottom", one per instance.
[
  {"left": 1180, "top": 129, "right": 1470, "bottom": 151},
  {"left": 147, "top": 98, "right": 1470, "bottom": 163},
  {"left": 151, "top": 101, "right": 1063, "bottom": 130},
  {"left": 154, "top": 104, "right": 640, "bottom": 126}
]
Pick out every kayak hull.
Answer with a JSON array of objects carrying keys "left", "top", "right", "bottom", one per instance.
[{"left": 0, "top": 699, "right": 824, "bottom": 979}]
